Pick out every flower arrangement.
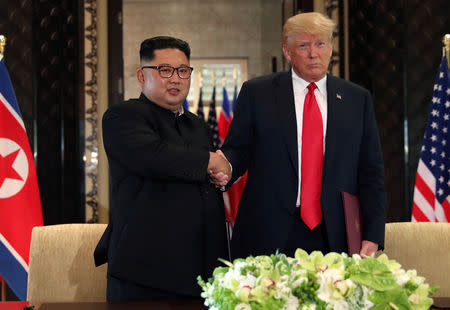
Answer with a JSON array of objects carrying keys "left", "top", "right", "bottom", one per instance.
[{"left": 198, "top": 249, "right": 439, "bottom": 310}]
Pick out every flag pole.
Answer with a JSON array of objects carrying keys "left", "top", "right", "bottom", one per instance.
[
  {"left": 444, "top": 34, "right": 450, "bottom": 67},
  {"left": 0, "top": 35, "right": 6, "bottom": 56},
  {"left": 0, "top": 36, "right": 7, "bottom": 301},
  {"left": 0, "top": 35, "right": 7, "bottom": 302},
  {"left": 215, "top": 70, "right": 232, "bottom": 260},
  {"left": 210, "top": 71, "right": 217, "bottom": 123},
  {"left": 1, "top": 278, "right": 5, "bottom": 301},
  {"left": 212, "top": 70, "right": 216, "bottom": 94},
  {"left": 225, "top": 222, "right": 232, "bottom": 262}
]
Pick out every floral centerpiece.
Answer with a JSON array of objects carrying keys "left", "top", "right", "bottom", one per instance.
[{"left": 198, "top": 250, "right": 439, "bottom": 310}]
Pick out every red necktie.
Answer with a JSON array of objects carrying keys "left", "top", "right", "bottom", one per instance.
[{"left": 300, "top": 82, "right": 323, "bottom": 230}]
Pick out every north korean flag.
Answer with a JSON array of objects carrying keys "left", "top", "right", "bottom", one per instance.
[{"left": 0, "top": 55, "right": 43, "bottom": 300}]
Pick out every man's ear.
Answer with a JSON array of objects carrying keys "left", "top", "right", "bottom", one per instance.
[
  {"left": 282, "top": 43, "right": 291, "bottom": 63},
  {"left": 137, "top": 68, "right": 145, "bottom": 86}
]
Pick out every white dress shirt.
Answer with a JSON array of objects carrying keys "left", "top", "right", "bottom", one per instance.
[{"left": 292, "top": 70, "right": 328, "bottom": 207}]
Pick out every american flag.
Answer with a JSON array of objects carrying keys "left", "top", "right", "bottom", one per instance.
[
  {"left": 231, "top": 85, "right": 237, "bottom": 112},
  {"left": 412, "top": 57, "right": 450, "bottom": 222},
  {"left": 207, "top": 86, "right": 220, "bottom": 149},
  {"left": 197, "top": 87, "right": 205, "bottom": 120}
]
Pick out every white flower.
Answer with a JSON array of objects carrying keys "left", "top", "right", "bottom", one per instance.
[
  {"left": 393, "top": 268, "right": 410, "bottom": 286},
  {"left": 274, "top": 275, "right": 292, "bottom": 299},
  {"left": 291, "top": 276, "right": 307, "bottom": 288},
  {"left": 316, "top": 268, "right": 345, "bottom": 301},
  {"left": 261, "top": 277, "right": 275, "bottom": 288},
  {"left": 351, "top": 254, "right": 362, "bottom": 260},
  {"left": 274, "top": 284, "right": 291, "bottom": 299},
  {"left": 317, "top": 261, "right": 328, "bottom": 272},
  {"left": 234, "top": 303, "right": 251, "bottom": 310},
  {"left": 236, "top": 285, "right": 252, "bottom": 300},
  {"left": 239, "top": 274, "right": 256, "bottom": 289},
  {"left": 409, "top": 293, "right": 420, "bottom": 305},
  {"left": 406, "top": 269, "right": 425, "bottom": 285},
  {"left": 327, "top": 299, "right": 351, "bottom": 310},
  {"left": 281, "top": 295, "right": 299, "bottom": 310},
  {"left": 221, "top": 266, "right": 256, "bottom": 291},
  {"left": 334, "top": 279, "right": 354, "bottom": 296}
]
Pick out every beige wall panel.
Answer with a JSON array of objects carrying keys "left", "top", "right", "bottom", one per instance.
[
  {"left": 97, "top": 0, "right": 109, "bottom": 224},
  {"left": 123, "top": 0, "right": 283, "bottom": 100}
]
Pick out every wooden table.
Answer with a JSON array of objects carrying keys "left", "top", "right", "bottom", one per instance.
[
  {"left": 0, "top": 302, "right": 28, "bottom": 310},
  {"left": 0, "top": 298, "right": 448, "bottom": 310},
  {"left": 432, "top": 297, "right": 450, "bottom": 309},
  {"left": 37, "top": 301, "right": 207, "bottom": 310},
  {"left": 36, "top": 298, "right": 450, "bottom": 310}
]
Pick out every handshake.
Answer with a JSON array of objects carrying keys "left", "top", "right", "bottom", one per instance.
[{"left": 208, "top": 150, "right": 231, "bottom": 187}]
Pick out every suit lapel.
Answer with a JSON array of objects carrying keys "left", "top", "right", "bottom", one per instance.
[
  {"left": 272, "top": 73, "right": 346, "bottom": 177},
  {"left": 324, "top": 75, "right": 341, "bottom": 171},
  {"left": 275, "top": 71, "right": 299, "bottom": 175}
]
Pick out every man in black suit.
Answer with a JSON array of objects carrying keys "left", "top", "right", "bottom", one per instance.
[
  {"left": 94, "top": 36, "right": 230, "bottom": 301},
  {"left": 213, "top": 12, "right": 386, "bottom": 259}
]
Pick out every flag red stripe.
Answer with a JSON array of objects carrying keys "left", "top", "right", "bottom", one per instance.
[
  {"left": 411, "top": 57, "right": 449, "bottom": 223},
  {"left": 412, "top": 201, "right": 431, "bottom": 222},
  {"left": 441, "top": 198, "right": 450, "bottom": 222},
  {"left": 414, "top": 173, "right": 435, "bottom": 207}
]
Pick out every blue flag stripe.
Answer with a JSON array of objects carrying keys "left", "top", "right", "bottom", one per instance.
[
  {"left": 0, "top": 239, "right": 28, "bottom": 300},
  {"left": 222, "top": 87, "right": 230, "bottom": 118},
  {"left": 0, "top": 57, "right": 21, "bottom": 117},
  {"left": 183, "top": 99, "right": 189, "bottom": 111}
]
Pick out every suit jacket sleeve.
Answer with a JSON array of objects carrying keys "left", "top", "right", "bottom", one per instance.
[
  {"left": 358, "top": 90, "right": 387, "bottom": 248},
  {"left": 102, "top": 103, "right": 209, "bottom": 182},
  {"left": 222, "top": 81, "right": 254, "bottom": 185}
]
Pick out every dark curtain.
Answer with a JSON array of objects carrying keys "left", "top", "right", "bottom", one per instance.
[
  {"left": 0, "top": 0, "right": 85, "bottom": 226},
  {"left": 348, "top": 0, "right": 450, "bottom": 221}
]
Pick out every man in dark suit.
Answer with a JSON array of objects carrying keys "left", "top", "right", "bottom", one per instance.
[
  {"left": 94, "top": 36, "right": 230, "bottom": 301},
  {"left": 214, "top": 12, "right": 386, "bottom": 259}
]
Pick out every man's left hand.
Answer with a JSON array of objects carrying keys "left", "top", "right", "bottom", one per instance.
[{"left": 359, "top": 240, "right": 378, "bottom": 257}]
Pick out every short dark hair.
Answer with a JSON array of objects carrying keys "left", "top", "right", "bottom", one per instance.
[{"left": 139, "top": 36, "right": 191, "bottom": 61}]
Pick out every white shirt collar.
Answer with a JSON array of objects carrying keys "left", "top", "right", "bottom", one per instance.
[
  {"left": 177, "top": 105, "right": 185, "bottom": 116},
  {"left": 291, "top": 70, "right": 327, "bottom": 95}
]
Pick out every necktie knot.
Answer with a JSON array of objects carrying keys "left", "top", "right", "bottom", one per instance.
[{"left": 307, "top": 82, "right": 317, "bottom": 92}]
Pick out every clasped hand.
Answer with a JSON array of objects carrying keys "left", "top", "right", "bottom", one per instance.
[{"left": 208, "top": 150, "right": 231, "bottom": 187}]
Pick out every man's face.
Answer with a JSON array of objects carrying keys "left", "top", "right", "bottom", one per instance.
[
  {"left": 282, "top": 33, "right": 333, "bottom": 82},
  {"left": 137, "top": 48, "right": 190, "bottom": 112}
]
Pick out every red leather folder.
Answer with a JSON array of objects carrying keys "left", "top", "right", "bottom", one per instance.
[{"left": 341, "top": 191, "right": 363, "bottom": 256}]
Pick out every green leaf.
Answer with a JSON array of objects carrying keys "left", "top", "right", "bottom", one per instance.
[
  {"left": 248, "top": 298, "right": 285, "bottom": 310},
  {"left": 213, "top": 266, "right": 229, "bottom": 277},
  {"left": 429, "top": 286, "right": 440, "bottom": 295},
  {"left": 369, "top": 289, "right": 412, "bottom": 310},
  {"left": 348, "top": 257, "right": 398, "bottom": 291},
  {"left": 346, "top": 285, "right": 368, "bottom": 310}
]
